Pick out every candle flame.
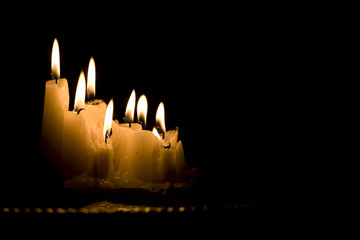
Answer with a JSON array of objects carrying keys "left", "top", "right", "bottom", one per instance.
[
  {"left": 51, "top": 38, "right": 60, "bottom": 79},
  {"left": 156, "top": 102, "right": 166, "bottom": 138},
  {"left": 125, "top": 89, "right": 136, "bottom": 123},
  {"left": 87, "top": 57, "right": 96, "bottom": 99},
  {"left": 137, "top": 94, "right": 148, "bottom": 128},
  {"left": 103, "top": 99, "right": 114, "bottom": 142},
  {"left": 152, "top": 127, "right": 161, "bottom": 140},
  {"left": 74, "top": 71, "right": 86, "bottom": 112}
]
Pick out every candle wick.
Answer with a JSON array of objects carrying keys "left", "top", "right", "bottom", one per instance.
[
  {"left": 129, "top": 122, "right": 131, "bottom": 128},
  {"left": 155, "top": 126, "right": 165, "bottom": 139},
  {"left": 51, "top": 72, "right": 58, "bottom": 84},
  {"left": 105, "top": 128, "right": 113, "bottom": 144},
  {"left": 87, "top": 92, "right": 95, "bottom": 103},
  {"left": 139, "top": 120, "right": 144, "bottom": 130},
  {"left": 163, "top": 142, "right": 171, "bottom": 149},
  {"left": 76, "top": 108, "right": 84, "bottom": 115}
]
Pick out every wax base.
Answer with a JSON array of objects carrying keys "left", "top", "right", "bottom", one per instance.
[{"left": 63, "top": 168, "right": 198, "bottom": 193}]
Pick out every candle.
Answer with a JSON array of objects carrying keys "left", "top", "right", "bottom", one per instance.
[
  {"left": 83, "top": 57, "right": 107, "bottom": 143},
  {"left": 112, "top": 99, "right": 190, "bottom": 184},
  {"left": 41, "top": 38, "right": 69, "bottom": 166},
  {"left": 93, "top": 99, "right": 114, "bottom": 180},
  {"left": 112, "top": 91, "right": 142, "bottom": 174},
  {"left": 60, "top": 71, "right": 93, "bottom": 179}
]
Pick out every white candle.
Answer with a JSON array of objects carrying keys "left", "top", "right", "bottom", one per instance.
[
  {"left": 83, "top": 57, "right": 107, "bottom": 144},
  {"left": 60, "top": 71, "right": 93, "bottom": 179},
  {"left": 41, "top": 38, "right": 69, "bottom": 166},
  {"left": 93, "top": 99, "right": 114, "bottom": 180},
  {"left": 112, "top": 99, "right": 190, "bottom": 184},
  {"left": 151, "top": 103, "right": 189, "bottom": 183}
]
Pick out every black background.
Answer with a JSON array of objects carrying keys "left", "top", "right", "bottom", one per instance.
[{"left": 1, "top": 5, "right": 297, "bottom": 210}]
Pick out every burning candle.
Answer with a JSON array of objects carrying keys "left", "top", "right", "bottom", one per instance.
[
  {"left": 152, "top": 102, "right": 189, "bottom": 183},
  {"left": 60, "top": 71, "right": 93, "bottom": 179},
  {"left": 41, "top": 38, "right": 69, "bottom": 165},
  {"left": 121, "top": 90, "right": 142, "bottom": 130},
  {"left": 93, "top": 99, "right": 114, "bottom": 180},
  {"left": 111, "top": 91, "right": 142, "bottom": 173},
  {"left": 83, "top": 57, "right": 107, "bottom": 143}
]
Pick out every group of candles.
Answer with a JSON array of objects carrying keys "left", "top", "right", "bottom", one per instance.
[{"left": 41, "top": 39, "right": 192, "bottom": 187}]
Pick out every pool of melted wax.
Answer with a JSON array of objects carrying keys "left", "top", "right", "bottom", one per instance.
[{"left": 63, "top": 170, "right": 198, "bottom": 193}]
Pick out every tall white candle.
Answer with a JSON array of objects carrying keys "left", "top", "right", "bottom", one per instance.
[
  {"left": 60, "top": 71, "right": 93, "bottom": 179},
  {"left": 93, "top": 99, "right": 114, "bottom": 180},
  {"left": 41, "top": 38, "right": 69, "bottom": 166}
]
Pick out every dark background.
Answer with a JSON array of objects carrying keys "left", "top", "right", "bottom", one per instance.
[{"left": 1, "top": 6, "right": 297, "bottom": 210}]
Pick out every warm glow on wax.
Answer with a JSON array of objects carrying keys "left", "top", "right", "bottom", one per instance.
[
  {"left": 74, "top": 71, "right": 86, "bottom": 112},
  {"left": 87, "top": 57, "right": 96, "bottom": 99},
  {"left": 125, "top": 89, "right": 136, "bottom": 123},
  {"left": 137, "top": 94, "right": 148, "bottom": 128},
  {"left": 51, "top": 38, "right": 60, "bottom": 79},
  {"left": 103, "top": 99, "right": 114, "bottom": 142},
  {"left": 156, "top": 102, "right": 166, "bottom": 137}
]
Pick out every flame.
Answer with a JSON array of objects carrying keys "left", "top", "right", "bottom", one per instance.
[
  {"left": 87, "top": 57, "right": 96, "bottom": 99},
  {"left": 156, "top": 102, "right": 166, "bottom": 137},
  {"left": 51, "top": 38, "right": 60, "bottom": 79},
  {"left": 125, "top": 89, "right": 136, "bottom": 123},
  {"left": 103, "top": 99, "right": 114, "bottom": 142},
  {"left": 137, "top": 95, "right": 148, "bottom": 128},
  {"left": 74, "top": 71, "right": 86, "bottom": 112},
  {"left": 152, "top": 127, "right": 161, "bottom": 140}
]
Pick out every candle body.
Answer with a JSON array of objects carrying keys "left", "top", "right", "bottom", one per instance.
[
  {"left": 60, "top": 111, "right": 93, "bottom": 179},
  {"left": 111, "top": 122, "right": 142, "bottom": 173},
  {"left": 93, "top": 139, "right": 114, "bottom": 180},
  {"left": 41, "top": 79, "right": 69, "bottom": 166},
  {"left": 127, "top": 130, "right": 161, "bottom": 182},
  {"left": 83, "top": 100, "right": 107, "bottom": 145}
]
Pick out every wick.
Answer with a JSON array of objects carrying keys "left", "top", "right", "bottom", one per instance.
[
  {"left": 155, "top": 126, "right": 165, "bottom": 139},
  {"left": 76, "top": 108, "right": 84, "bottom": 115},
  {"left": 139, "top": 120, "right": 144, "bottom": 130},
  {"left": 51, "top": 72, "right": 58, "bottom": 84},
  {"left": 105, "top": 128, "right": 113, "bottom": 144},
  {"left": 87, "top": 92, "right": 95, "bottom": 103},
  {"left": 123, "top": 117, "right": 132, "bottom": 128}
]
